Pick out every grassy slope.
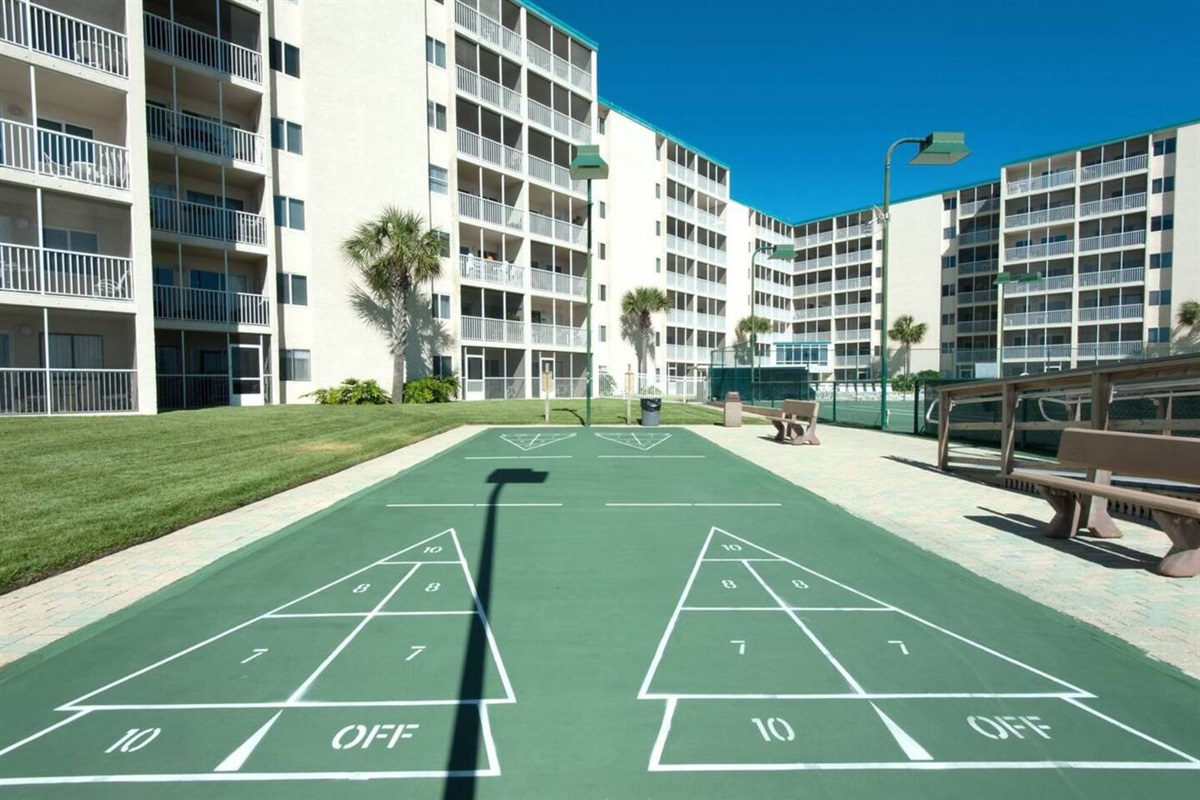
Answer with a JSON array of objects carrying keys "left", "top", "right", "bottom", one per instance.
[{"left": 0, "top": 400, "right": 740, "bottom": 592}]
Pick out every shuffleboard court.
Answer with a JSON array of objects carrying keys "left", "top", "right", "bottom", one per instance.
[{"left": 1, "top": 428, "right": 1197, "bottom": 799}]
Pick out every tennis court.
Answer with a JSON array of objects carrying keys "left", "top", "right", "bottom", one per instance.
[{"left": 1, "top": 428, "right": 1197, "bottom": 799}]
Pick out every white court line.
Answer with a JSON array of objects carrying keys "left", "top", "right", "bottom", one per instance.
[
  {"left": 1071, "top": 539, "right": 1152, "bottom": 564},
  {"left": 0, "top": 768, "right": 505, "bottom": 786},
  {"left": 595, "top": 432, "right": 672, "bottom": 451},
  {"left": 647, "top": 761, "right": 1200, "bottom": 773},
  {"left": 57, "top": 529, "right": 455, "bottom": 712},
  {"left": 215, "top": 711, "right": 282, "bottom": 772},
  {"left": 465, "top": 456, "right": 573, "bottom": 460},
  {"left": 377, "top": 561, "right": 460, "bottom": 565},
  {"left": 713, "top": 528, "right": 1091, "bottom": 696},
  {"left": 479, "top": 703, "right": 500, "bottom": 776},
  {"left": 386, "top": 503, "right": 563, "bottom": 508},
  {"left": 694, "top": 503, "right": 783, "bottom": 507},
  {"left": 701, "top": 558, "right": 781, "bottom": 562},
  {"left": 606, "top": 503, "right": 782, "bottom": 507},
  {"left": 287, "top": 565, "right": 421, "bottom": 702},
  {"left": 742, "top": 561, "right": 866, "bottom": 695},
  {"left": 1063, "top": 697, "right": 1200, "bottom": 763},
  {"left": 266, "top": 611, "right": 475, "bottom": 619},
  {"left": 68, "top": 699, "right": 510, "bottom": 711},
  {"left": 640, "top": 692, "right": 1090, "bottom": 701},
  {"left": 598, "top": 455, "right": 706, "bottom": 459},
  {"left": 448, "top": 528, "right": 517, "bottom": 704},
  {"left": 637, "top": 528, "right": 716, "bottom": 699},
  {"left": 647, "top": 697, "right": 678, "bottom": 771},
  {"left": 500, "top": 432, "right": 576, "bottom": 452},
  {"left": 870, "top": 702, "right": 933, "bottom": 761},
  {"left": 680, "top": 606, "right": 893, "bottom": 612},
  {"left": 0, "top": 710, "right": 91, "bottom": 757}
]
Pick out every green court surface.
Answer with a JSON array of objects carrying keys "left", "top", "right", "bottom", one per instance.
[{"left": 1, "top": 428, "right": 1198, "bottom": 799}]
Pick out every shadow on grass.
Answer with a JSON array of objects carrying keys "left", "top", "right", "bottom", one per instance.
[
  {"left": 968, "top": 506, "right": 1159, "bottom": 572},
  {"left": 551, "top": 407, "right": 585, "bottom": 426}
]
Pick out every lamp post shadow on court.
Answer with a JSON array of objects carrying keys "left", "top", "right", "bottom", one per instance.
[{"left": 443, "top": 468, "right": 547, "bottom": 800}]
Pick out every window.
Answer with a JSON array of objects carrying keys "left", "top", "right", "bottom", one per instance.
[
  {"left": 425, "top": 36, "right": 446, "bottom": 67},
  {"left": 1150, "top": 252, "right": 1173, "bottom": 269},
  {"left": 1150, "top": 290, "right": 1172, "bottom": 306},
  {"left": 875, "top": 319, "right": 882, "bottom": 330},
  {"left": 655, "top": 183, "right": 661, "bottom": 199},
  {"left": 274, "top": 196, "right": 305, "bottom": 230},
  {"left": 941, "top": 341, "right": 955, "bottom": 353},
  {"left": 1151, "top": 214, "right": 1174, "bottom": 231},
  {"left": 1153, "top": 137, "right": 1176, "bottom": 155},
  {"left": 598, "top": 284, "right": 606, "bottom": 301},
  {"left": 875, "top": 239, "right": 883, "bottom": 251},
  {"left": 655, "top": 332, "right": 661, "bottom": 346},
  {"left": 42, "top": 333, "right": 102, "bottom": 368},
  {"left": 655, "top": 221, "right": 661, "bottom": 236},
  {"left": 941, "top": 284, "right": 956, "bottom": 297},
  {"left": 277, "top": 273, "right": 308, "bottom": 305},
  {"left": 269, "top": 39, "right": 300, "bottom": 77},
  {"left": 941, "top": 255, "right": 956, "bottom": 269},
  {"left": 599, "top": 325, "right": 607, "bottom": 343},
  {"left": 599, "top": 243, "right": 606, "bottom": 259},
  {"left": 943, "top": 226, "right": 957, "bottom": 239},
  {"left": 38, "top": 118, "right": 94, "bottom": 166},
  {"left": 941, "top": 313, "right": 954, "bottom": 326},
  {"left": 436, "top": 230, "right": 450, "bottom": 257},
  {"left": 1152, "top": 176, "right": 1175, "bottom": 194},
  {"left": 432, "top": 293, "right": 451, "bottom": 319},
  {"left": 427, "top": 101, "right": 446, "bottom": 131},
  {"left": 875, "top": 266, "right": 882, "bottom": 277},
  {"left": 433, "top": 355, "right": 453, "bottom": 377},
  {"left": 280, "top": 349, "right": 311, "bottom": 381},
  {"left": 598, "top": 115, "right": 606, "bottom": 134},
  {"left": 270, "top": 118, "right": 303, "bottom": 154},
  {"left": 599, "top": 201, "right": 606, "bottom": 219},
  {"left": 655, "top": 257, "right": 661, "bottom": 273},
  {"left": 42, "top": 227, "right": 98, "bottom": 253},
  {"left": 429, "top": 164, "right": 448, "bottom": 194},
  {"left": 874, "top": 292, "right": 882, "bottom": 304},
  {"left": 943, "top": 196, "right": 957, "bottom": 210}
]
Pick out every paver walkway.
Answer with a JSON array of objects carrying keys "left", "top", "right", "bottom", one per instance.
[{"left": 2, "top": 421, "right": 1197, "bottom": 680}]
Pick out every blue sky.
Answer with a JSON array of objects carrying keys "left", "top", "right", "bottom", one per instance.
[{"left": 536, "top": 0, "right": 1200, "bottom": 223}]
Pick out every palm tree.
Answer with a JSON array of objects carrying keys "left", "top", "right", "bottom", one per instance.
[
  {"left": 887, "top": 314, "right": 928, "bottom": 377},
  {"left": 1179, "top": 300, "right": 1200, "bottom": 329},
  {"left": 620, "top": 287, "right": 669, "bottom": 374},
  {"left": 342, "top": 207, "right": 443, "bottom": 396},
  {"left": 1174, "top": 299, "right": 1200, "bottom": 354},
  {"left": 735, "top": 315, "right": 771, "bottom": 365}
]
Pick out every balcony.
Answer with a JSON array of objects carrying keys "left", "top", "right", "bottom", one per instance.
[
  {"left": 694, "top": 277, "right": 725, "bottom": 298},
  {"left": 144, "top": 13, "right": 261, "bottom": 85},
  {"left": 453, "top": 0, "right": 522, "bottom": 60},
  {"left": 1002, "top": 344, "right": 1073, "bottom": 361},
  {"left": 955, "top": 319, "right": 997, "bottom": 334},
  {"left": 696, "top": 208, "right": 725, "bottom": 233},
  {"left": 1007, "top": 274, "right": 1074, "bottom": 294},
  {"left": 957, "top": 289, "right": 998, "bottom": 305},
  {"left": 668, "top": 308, "right": 726, "bottom": 330},
  {"left": 835, "top": 221, "right": 873, "bottom": 240},
  {"left": 1077, "top": 341, "right": 1145, "bottom": 358},
  {"left": 666, "top": 161, "right": 728, "bottom": 200},
  {"left": 146, "top": 105, "right": 262, "bottom": 167},
  {"left": 1004, "top": 240, "right": 1074, "bottom": 262},
  {"left": 525, "top": 40, "right": 591, "bottom": 94},
  {"left": 531, "top": 322, "right": 585, "bottom": 349},
  {"left": 695, "top": 242, "right": 727, "bottom": 266},
  {"left": 666, "top": 198, "right": 696, "bottom": 222},
  {"left": 456, "top": 128, "right": 523, "bottom": 174},
  {"left": 833, "top": 250, "right": 872, "bottom": 266},
  {"left": 834, "top": 302, "right": 870, "bottom": 316},
  {"left": 1004, "top": 206, "right": 1075, "bottom": 230},
  {"left": 793, "top": 281, "right": 832, "bottom": 297},
  {"left": 1079, "top": 154, "right": 1149, "bottom": 183},
  {"left": 957, "top": 228, "right": 999, "bottom": 246},
  {"left": 458, "top": 192, "right": 523, "bottom": 231},
  {"left": 527, "top": 155, "right": 584, "bottom": 194},
  {"left": 150, "top": 197, "right": 266, "bottom": 248},
  {"left": 528, "top": 213, "right": 585, "bottom": 247},
  {"left": 1079, "top": 193, "right": 1147, "bottom": 219},
  {"left": 834, "top": 328, "right": 871, "bottom": 342},
  {"left": 796, "top": 255, "right": 833, "bottom": 272},
  {"left": 695, "top": 311, "right": 724, "bottom": 329},
  {"left": 455, "top": 66, "right": 521, "bottom": 116},
  {"left": 1078, "top": 304, "right": 1143, "bottom": 322},
  {"left": 0, "top": 118, "right": 129, "bottom": 190},
  {"left": 459, "top": 254, "right": 524, "bottom": 289},
  {"left": 526, "top": 98, "right": 590, "bottom": 144},
  {"left": 1077, "top": 230, "right": 1146, "bottom": 253},
  {"left": 1078, "top": 266, "right": 1145, "bottom": 287},
  {"left": 461, "top": 315, "right": 524, "bottom": 345},
  {"left": 666, "top": 344, "right": 712, "bottom": 362},
  {"left": 797, "top": 230, "right": 834, "bottom": 248},
  {"left": 834, "top": 354, "right": 873, "bottom": 367},
  {"left": 0, "top": 243, "right": 132, "bottom": 300},
  {"left": 794, "top": 305, "right": 831, "bottom": 321},
  {"left": 955, "top": 348, "right": 997, "bottom": 364},
  {"left": 529, "top": 267, "right": 585, "bottom": 298},
  {"left": 666, "top": 235, "right": 695, "bottom": 257},
  {"left": 959, "top": 197, "right": 1000, "bottom": 217},
  {"left": 833, "top": 275, "right": 871, "bottom": 291},
  {"left": 153, "top": 285, "right": 270, "bottom": 327},
  {"left": 1, "top": 0, "right": 128, "bottom": 78},
  {"left": 1003, "top": 309, "right": 1072, "bottom": 327},
  {"left": 1006, "top": 169, "right": 1076, "bottom": 196},
  {"left": 1, "top": 368, "right": 136, "bottom": 414},
  {"left": 958, "top": 258, "right": 999, "bottom": 276}
]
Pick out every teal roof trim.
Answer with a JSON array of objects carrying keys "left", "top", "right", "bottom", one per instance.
[
  {"left": 1001, "top": 115, "right": 1200, "bottom": 167},
  {"left": 599, "top": 96, "right": 731, "bottom": 170},
  {"left": 520, "top": 0, "right": 599, "bottom": 51}
]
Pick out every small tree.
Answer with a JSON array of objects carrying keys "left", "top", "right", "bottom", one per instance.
[
  {"left": 1179, "top": 300, "right": 1200, "bottom": 329},
  {"left": 887, "top": 314, "right": 928, "bottom": 377},
  {"left": 1173, "top": 299, "right": 1200, "bottom": 355},
  {"left": 735, "top": 315, "right": 772, "bottom": 365},
  {"left": 620, "top": 287, "right": 669, "bottom": 374},
  {"left": 342, "top": 207, "right": 443, "bottom": 396}
]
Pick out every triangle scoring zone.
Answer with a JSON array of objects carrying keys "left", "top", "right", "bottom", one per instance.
[
  {"left": 595, "top": 431, "right": 672, "bottom": 451},
  {"left": 499, "top": 432, "right": 577, "bottom": 451}
]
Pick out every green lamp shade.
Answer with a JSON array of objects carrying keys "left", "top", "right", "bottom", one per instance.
[
  {"left": 569, "top": 145, "right": 609, "bottom": 180},
  {"left": 769, "top": 244, "right": 796, "bottom": 259},
  {"left": 910, "top": 132, "right": 970, "bottom": 166}
]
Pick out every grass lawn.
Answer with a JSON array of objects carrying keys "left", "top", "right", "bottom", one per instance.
[{"left": 0, "top": 399, "right": 746, "bottom": 592}]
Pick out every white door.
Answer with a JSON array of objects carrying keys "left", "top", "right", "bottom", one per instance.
[
  {"left": 540, "top": 357, "right": 555, "bottom": 398},
  {"left": 229, "top": 342, "right": 263, "bottom": 406},
  {"left": 464, "top": 355, "right": 484, "bottom": 401}
]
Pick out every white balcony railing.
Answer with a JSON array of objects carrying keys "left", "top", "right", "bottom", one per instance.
[
  {"left": 461, "top": 315, "right": 525, "bottom": 345},
  {"left": 667, "top": 160, "right": 728, "bottom": 199},
  {"left": 958, "top": 258, "right": 999, "bottom": 275},
  {"left": 1007, "top": 274, "right": 1075, "bottom": 294},
  {"left": 796, "top": 255, "right": 833, "bottom": 272},
  {"left": 666, "top": 198, "right": 695, "bottom": 222},
  {"left": 1078, "top": 192, "right": 1147, "bottom": 219},
  {"left": 154, "top": 285, "right": 269, "bottom": 326},
  {"left": 1003, "top": 205, "right": 1075, "bottom": 230},
  {"left": 958, "top": 228, "right": 999, "bottom": 246},
  {"left": 834, "top": 302, "right": 871, "bottom": 316},
  {"left": 695, "top": 311, "right": 724, "bottom": 329},
  {"left": 1077, "top": 266, "right": 1145, "bottom": 287},
  {"left": 666, "top": 235, "right": 695, "bottom": 257},
  {"left": 955, "top": 319, "right": 997, "bottom": 334},
  {"left": 1, "top": 0, "right": 128, "bottom": 77},
  {"left": 695, "top": 243, "right": 727, "bottom": 266},
  {"left": 526, "top": 40, "right": 592, "bottom": 93},
  {"left": 453, "top": 0, "right": 522, "bottom": 59},
  {"left": 0, "top": 367, "right": 136, "bottom": 414},
  {"left": 1077, "top": 341, "right": 1145, "bottom": 358},
  {"left": 694, "top": 277, "right": 726, "bottom": 298},
  {"left": 959, "top": 197, "right": 1000, "bottom": 217},
  {"left": 1003, "top": 309, "right": 1072, "bottom": 327},
  {"left": 834, "top": 328, "right": 871, "bottom": 342},
  {"left": 0, "top": 243, "right": 133, "bottom": 300},
  {"left": 530, "top": 267, "right": 585, "bottom": 298},
  {"left": 456, "top": 128, "right": 523, "bottom": 174},
  {"left": 697, "top": 208, "right": 725, "bottom": 233},
  {"left": 833, "top": 251, "right": 872, "bottom": 266},
  {"left": 1002, "top": 344, "right": 1074, "bottom": 361},
  {"left": 794, "top": 281, "right": 832, "bottom": 297},
  {"left": 150, "top": 197, "right": 266, "bottom": 247},
  {"left": 1006, "top": 169, "right": 1076, "bottom": 195},
  {"left": 454, "top": 66, "right": 522, "bottom": 115},
  {"left": 531, "top": 322, "right": 585, "bottom": 348},
  {"left": 458, "top": 192, "right": 523, "bottom": 231},
  {"left": 528, "top": 213, "right": 586, "bottom": 247},
  {"left": 1077, "top": 230, "right": 1146, "bottom": 253},
  {"left": 146, "top": 105, "right": 261, "bottom": 166},
  {"left": 526, "top": 98, "right": 591, "bottom": 144},
  {"left": 1004, "top": 240, "right": 1075, "bottom": 262},
  {"left": 797, "top": 230, "right": 834, "bottom": 248},
  {"left": 144, "top": 13, "right": 260, "bottom": 84},
  {"left": 954, "top": 348, "right": 998, "bottom": 364},
  {"left": 834, "top": 354, "right": 873, "bottom": 367},
  {"left": 833, "top": 275, "right": 872, "bottom": 291},
  {"left": 1079, "top": 153, "right": 1149, "bottom": 183},
  {"left": 836, "top": 221, "right": 873, "bottom": 240},
  {"left": 957, "top": 289, "right": 999, "bottom": 305},
  {"left": 1078, "top": 304, "right": 1144, "bottom": 322},
  {"left": 528, "top": 154, "right": 585, "bottom": 194},
  {"left": 794, "top": 305, "right": 831, "bottom": 321},
  {"left": 0, "top": 118, "right": 129, "bottom": 189},
  {"left": 459, "top": 254, "right": 523, "bottom": 289}
]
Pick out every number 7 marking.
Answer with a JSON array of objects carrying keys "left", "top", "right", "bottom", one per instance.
[
  {"left": 241, "top": 648, "right": 268, "bottom": 664},
  {"left": 731, "top": 639, "right": 746, "bottom": 655},
  {"left": 407, "top": 645, "right": 426, "bottom": 662},
  {"left": 888, "top": 640, "right": 909, "bottom": 655}
]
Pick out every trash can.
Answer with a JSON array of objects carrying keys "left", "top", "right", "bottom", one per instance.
[
  {"left": 640, "top": 396, "right": 662, "bottom": 426},
  {"left": 724, "top": 391, "right": 742, "bottom": 427}
]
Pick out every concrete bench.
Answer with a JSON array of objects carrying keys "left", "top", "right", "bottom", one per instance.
[
  {"left": 1015, "top": 429, "right": 1200, "bottom": 577},
  {"left": 770, "top": 400, "right": 821, "bottom": 446}
]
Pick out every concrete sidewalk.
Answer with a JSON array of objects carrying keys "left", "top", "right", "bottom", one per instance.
[{"left": 693, "top": 423, "right": 1200, "bottom": 679}]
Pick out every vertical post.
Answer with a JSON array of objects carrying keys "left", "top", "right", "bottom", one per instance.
[
  {"left": 995, "top": 281, "right": 1004, "bottom": 378},
  {"left": 879, "top": 150, "right": 892, "bottom": 431},
  {"left": 937, "top": 389, "right": 952, "bottom": 470},
  {"left": 42, "top": 306, "right": 51, "bottom": 415},
  {"left": 1000, "top": 382, "right": 1017, "bottom": 474},
  {"left": 585, "top": 179, "right": 593, "bottom": 427},
  {"left": 750, "top": 245, "right": 757, "bottom": 406}
]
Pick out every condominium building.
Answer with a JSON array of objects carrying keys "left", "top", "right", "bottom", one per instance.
[{"left": 0, "top": 0, "right": 1196, "bottom": 415}]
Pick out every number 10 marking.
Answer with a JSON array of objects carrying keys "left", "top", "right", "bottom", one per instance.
[
  {"left": 751, "top": 717, "right": 795, "bottom": 742},
  {"left": 730, "top": 639, "right": 746, "bottom": 655}
]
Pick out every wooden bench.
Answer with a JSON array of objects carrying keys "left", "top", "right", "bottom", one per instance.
[
  {"left": 1015, "top": 429, "right": 1200, "bottom": 577},
  {"left": 770, "top": 400, "right": 821, "bottom": 446}
]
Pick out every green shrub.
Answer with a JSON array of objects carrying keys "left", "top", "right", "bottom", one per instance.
[
  {"left": 889, "top": 369, "right": 941, "bottom": 393},
  {"left": 403, "top": 375, "right": 459, "bottom": 404},
  {"left": 303, "top": 377, "right": 391, "bottom": 405}
]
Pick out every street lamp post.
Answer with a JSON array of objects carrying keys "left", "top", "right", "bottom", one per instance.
[
  {"left": 880, "top": 132, "right": 969, "bottom": 429},
  {"left": 569, "top": 145, "right": 609, "bottom": 427},
  {"left": 993, "top": 271, "right": 1043, "bottom": 376},
  {"left": 750, "top": 242, "right": 796, "bottom": 404}
]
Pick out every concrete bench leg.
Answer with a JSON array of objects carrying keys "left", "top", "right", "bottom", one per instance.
[
  {"left": 771, "top": 420, "right": 787, "bottom": 442},
  {"left": 1082, "top": 496, "right": 1122, "bottom": 539},
  {"left": 791, "top": 419, "right": 820, "bottom": 446},
  {"left": 1038, "top": 487, "right": 1083, "bottom": 539},
  {"left": 1153, "top": 512, "right": 1200, "bottom": 578}
]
